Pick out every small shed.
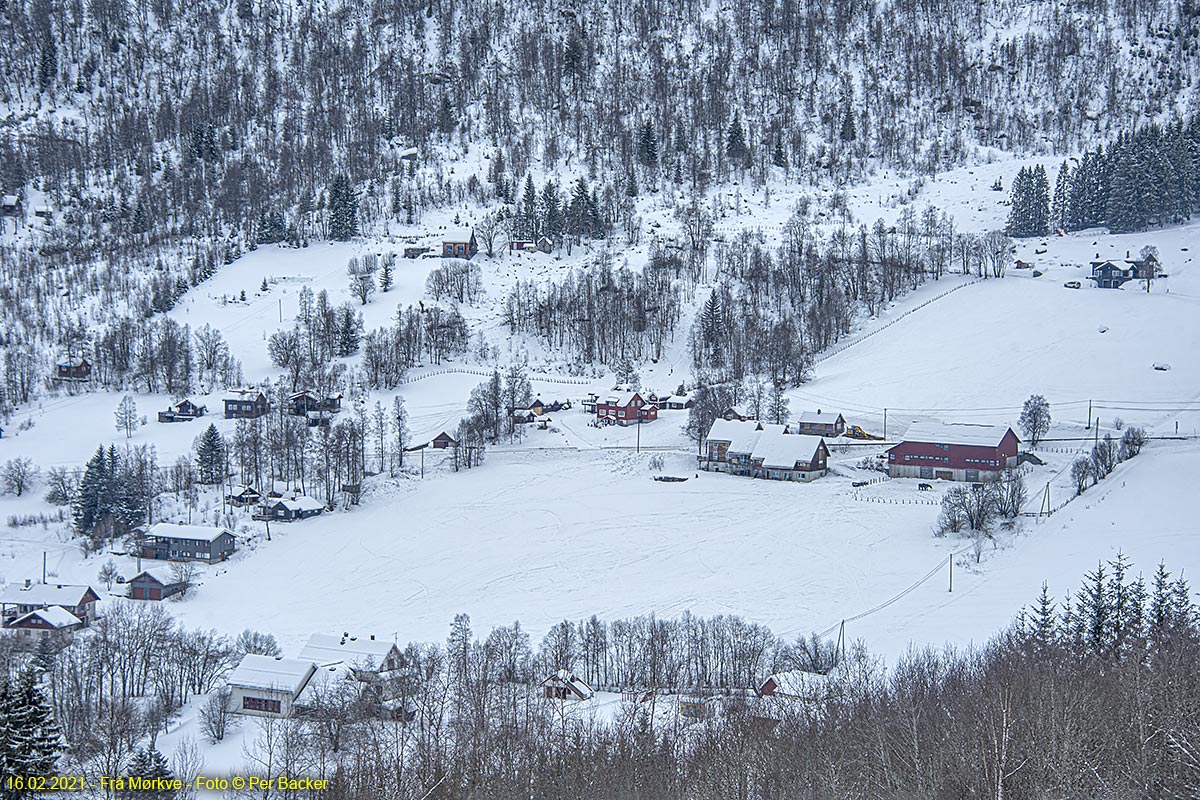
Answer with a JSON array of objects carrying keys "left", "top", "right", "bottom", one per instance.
[{"left": 441, "top": 228, "right": 478, "bottom": 259}]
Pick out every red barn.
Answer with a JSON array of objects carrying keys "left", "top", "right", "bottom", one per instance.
[
  {"left": 596, "top": 391, "right": 658, "bottom": 426},
  {"left": 887, "top": 422, "right": 1020, "bottom": 482}
]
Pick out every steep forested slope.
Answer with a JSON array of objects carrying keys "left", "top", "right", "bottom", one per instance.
[{"left": 0, "top": 0, "right": 1196, "bottom": 409}]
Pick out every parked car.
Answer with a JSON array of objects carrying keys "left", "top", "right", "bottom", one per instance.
[{"left": 1063, "top": 280, "right": 1082, "bottom": 289}]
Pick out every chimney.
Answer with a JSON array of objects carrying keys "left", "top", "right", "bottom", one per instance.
[
  {"left": 1126, "top": 250, "right": 1130, "bottom": 258},
  {"left": 23, "top": 579, "right": 30, "bottom": 589},
  {"left": 370, "top": 634, "right": 375, "bottom": 640}
]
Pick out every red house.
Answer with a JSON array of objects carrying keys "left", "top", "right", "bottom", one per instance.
[
  {"left": 887, "top": 422, "right": 1020, "bottom": 482},
  {"left": 596, "top": 391, "right": 658, "bottom": 426}
]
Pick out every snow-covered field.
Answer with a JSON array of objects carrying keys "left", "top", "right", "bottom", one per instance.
[{"left": 1, "top": 157, "right": 1197, "bottom": 678}]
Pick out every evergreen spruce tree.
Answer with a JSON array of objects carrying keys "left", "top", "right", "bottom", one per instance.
[
  {"left": 121, "top": 747, "right": 175, "bottom": 800},
  {"left": 568, "top": 178, "right": 591, "bottom": 237},
  {"left": 379, "top": 255, "right": 394, "bottom": 292},
  {"left": 0, "top": 669, "right": 62, "bottom": 782},
  {"left": 1030, "top": 583, "right": 1058, "bottom": 654},
  {"left": 72, "top": 446, "right": 110, "bottom": 540},
  {"left": 541, "top": 181, "right": 563, "bottom": 244},
  {"left": 1077, "top": 562, "right": 1111, "bottom": 657},
  {"left": 1006, "top": 167, "right": 1031, "bottom": 236},
  {"left": 1051, "top": 161, "right": 1071, "bottom": 231},
  {"left": 624, "top": 164, "right": 638, "bottom": 198},
  {"left": 38, "top": 41, "right": 57, "bottom": 91},
  {"left": 1031, "top": 164, "right": 1050, "bottom": 235},
  {"left": 436, "top": 93, "right": 455, "bottom": 134},
  {"left": 328, "top": 174, "right": 358, "bottom": 241},
  {"left": 337, "top": 307, "right": 360, "bottom": 356},
  {"left": 700, "top": 290, "right": 722, "bottom": 362},
  {"left": 194, "top": 424, "right": 225, "bottom": 485},
  {"left": 839, "top": 104, "right": 857, "bottom": 143},
  {"left": 772, "top": 139, "right": 788, "bottom": 169},
  {"left": 520, "top": 175, "right": 539, "bottom": 239},
  {"left": 726, "top": 113, "right": 749, "bottom": 169},
  {"left": 638, "top": 120, "right": 658, "bottom": 168}
]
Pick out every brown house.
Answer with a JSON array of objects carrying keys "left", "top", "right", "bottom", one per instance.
[
  {"left": 0, "top": 582, "right": 100, "bottom": 627},
  {"left": 55, "top": 357, "right": 92, "bottom": 381}
]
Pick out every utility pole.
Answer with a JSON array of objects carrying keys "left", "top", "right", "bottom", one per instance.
[
  {"left": 42, "top": 552, "right": 46, "bottom": 584},
  {"left": 1087, "top": 399, "right": 1092, "bottom": 430},
  {"left": 883, "top": 408, "right": 888, "bottom": 439},
  {"left": 948, "top": 554, "right": 953, "bottom": 592}
]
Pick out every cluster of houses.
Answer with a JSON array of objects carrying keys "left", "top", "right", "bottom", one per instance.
[
  {"left": 217, "top": 387, "right": 343, "bottom": 425},
  {"left": 227, "top": 487, "right": 326, "bottom": 521},
  {"left": 701, "top": 419, "right": 832, "bottom": 482},
  {"left": 511, "top": 397, "right": 571, "bottom": 427},
  {"left": 580, "top": 389, "right": 693, "bottom": 426},
  {"left": 0, "top": 582, "right": 100, "bottom": 642},
  {"left": 399, "top": 226, "right": 555, "bottom": 261},
  {"left": 700, "top": 406, "right": 1023, "bottom": 486},
  {"left": 226, "top": 633, "right": 410, "bottom": 719}
]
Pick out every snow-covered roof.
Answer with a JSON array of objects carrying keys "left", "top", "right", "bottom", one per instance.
[
  {"left": 797, "top": 411, "right": 843, "bottom": 425},
  {"left": 230, "top": 484, "right": 260, "bottom": 496},
  {"left": 228, "top": 655, "right": 315, "bottom": 694},
  {"left": 224, "top": 387, "right": 264, "bottom": 400},
  {"left": 896, "top": 421, "right": 1017, "bottom": 448},
  {"left": 542, "top": 669, "right": 593, "bottom": 699},
  {"left": 142, "top": 522, "right": 233, "bottom": 542},
  {"left": 1, "top": 194, "right": 18, "bottom": 206},
  {"left": 705, "top": 418, "right": 757, "bottom": 443},
  {"left": 726, "top": 425, "right": 766, "bottom": 455},
  {"left": 12, "top": 606, "right": 83, "bottom": 629},
  {"left": 751, "top": 432, "right": 827, "bottom": 469},
  {"left": 297, "top": 633, "right": 398, "bottom": 671},
  {"left": 271, "top": 495, "right": 323, "bottom": 512},
  {"left": 57, "top": 357, "right": 88, "bottom": 367},
  {"left": 0, "top": 583, "right": 97, "bottom": 607},
  {"left": 131, "top": 567, "right": 176, "bottom": 586},
  {"left": 443, "top": 227, "right": 474, "bottom": 242},
  {"left": 604, "top": 391, "right": 648, "bottom": 407}
]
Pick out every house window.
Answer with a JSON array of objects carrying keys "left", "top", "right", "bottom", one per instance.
[{"left": 243, "top": 696, "right": 282, "bottom": 714}]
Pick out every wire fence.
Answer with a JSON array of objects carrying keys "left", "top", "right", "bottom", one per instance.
[
  {"left": 396, "top": 367, "right": 592, "bottom": 387},
  {"left": 814, "top": 278, "right": 982, "bottom": 366}
]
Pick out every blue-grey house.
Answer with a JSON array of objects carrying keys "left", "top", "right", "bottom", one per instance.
[{"left": 137, "top": 523, "right": 237, "bottom": 563}]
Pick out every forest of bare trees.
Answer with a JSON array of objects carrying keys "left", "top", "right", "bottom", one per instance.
[{"left": 1, "top": 557, "right": 1195, "bottom": 799}]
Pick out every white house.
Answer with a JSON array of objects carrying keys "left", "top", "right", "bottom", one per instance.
[
  {"left": 296, "top": 633, "right": 405, "bottom": 681},
  {"left": 227, "top": 655, "right": 317, "bottom": 717}
]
